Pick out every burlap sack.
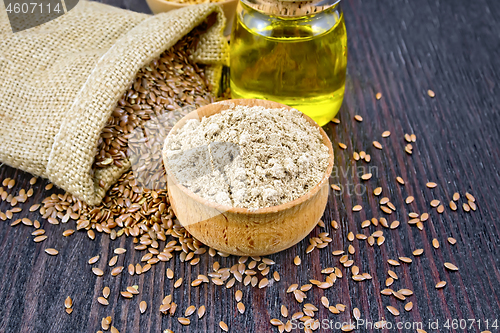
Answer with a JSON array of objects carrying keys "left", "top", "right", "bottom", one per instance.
[{"left": 0, "top": 1, "right": 229, "bottom": 205}]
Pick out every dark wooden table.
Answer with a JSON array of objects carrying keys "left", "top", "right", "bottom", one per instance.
[{"left": 1, "top": 0, "right": 500, "bottom": 332}]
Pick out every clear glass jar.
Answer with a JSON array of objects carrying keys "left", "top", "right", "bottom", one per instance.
[{"left": 230, "top": 0, "right": 347, "bottom": 126}]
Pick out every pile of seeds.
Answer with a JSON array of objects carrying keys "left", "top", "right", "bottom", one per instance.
[
  {"left": 93, "top": 22, "right": 214, "bottom": 185},
  {"left": 0, "top": 83, "right": 482, "bottom": 332}
]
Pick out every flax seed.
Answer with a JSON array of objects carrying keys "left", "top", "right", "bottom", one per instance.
[
  {"left": 236, "top": 302, "right": 245, "bottom": 314},
  {"left": 381, "top": 206, "right": 392, "bottom": 214},
  {"left": 166, "top": 268, "right": 174, "bottom": 279},
  {"left": 361, "top": 173, "right": 372, "bottom": 180},
  {"left": 331, "top": 184, "right": 341, "bottom": 191},
  {"left": 62, "top": 229, "right": 74, "bottom": 237},
  {"left": 430, "top": 200, "right": 440, "bottom": 207},
  {"left": 381, "top": 289, "right": 393, "bottom": 295},
  {"left": 353, "top": 308, "right": 361, "bottom": 320},
  {"left": 98, "top": 297, "right": 109, "bottom": 306},
  {"left": 444, "top": 262, "right": 458, "bottom": 271},
  {"left": 127, "top": 264, "right": 134, "bottom": 276},
  {"left": 108, "top": 256, "right": 118, "bottom": 267},
  {"left": 387, "top": 259, "right": 400, "bottom": 266},
  {"left": 352, "top": 205, "right": 362, "bottom": 211},
  {"left": 465, "top": 192, "right": 475, "bottom": 202},
  {"left": 300, "top": 284, "right": 313, "bottom": 291},
  {"left": 183, "top": 305, "right": 196, "bottom": 317},
  {"left": 45, "top": 248, "right": 58, "bottom": 255},
  {"left": 435, "top": 281, "right": 447, "bottom": 289},
  {"left": 388, "top": 270, "right": 398, "bottom": 280},
  {"left": 281, "top": 304, "right": 288, "bottom": 317},
  {"left": 235, "top": 290, "right": 243, "bottom": 302},
  {"left": 178, "top": 318, "right": 190, "bottom": 325},
  {"left": 413, "top": 249, "right": 424, "bottom": 256},
  {"left": 390, "top": 220, "right": 400, "bottom": 229},
  {"left": 88, "top": 255, "right": 99, "bottom": 264},
  {"left": 32, "top": 229, "right": 45, "bottom": 236},
  {"left": 404, "top": 302, "right": 413, "bottom": 311},
  {"left": 64, "top": 296, "right": 72, "bottom": 309},
  {"left": 114, "top": 248, "right": 126, "bottom": 254},
  {"left": 34, "top": 235, "right": 47, "bottom": 242},
  {"left": 198, "top": 305, "right": 206, "bottom": 318},
  {"left": 102, "top": 286, "right": 110, "bottom": 298},
  {"left": 328, "top": 306, "right": 340, "bottom": 314},
  {"left": 341, "top": 324, "right": 355, "bottom": 332},
  {"left": 258, "top": 278, "right": 269, "bottom": 288},
  {"left": 219, "top": 321, "right": 229, "bottom": 331},
  {"left": 191, "top": 279, "right": 202, "bottom": 287},
  {"left": 121, "top": 291, "right": 133, "bottom": 298},
  {"left": 393, "top": 291, "right": 406, "bottom": 302},
  {"left": 432, "top": 238, "right": 439, "bottom": 249},
  {"left": 386, "top": 306, "right": 400, "bottom": 316},
  {"left": 399, "top": 257, "right": 412, "bottom": 264},
  {"left": 111, "top": 266, "right": 124, "bottom": 276}
]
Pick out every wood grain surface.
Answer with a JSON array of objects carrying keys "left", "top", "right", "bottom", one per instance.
[{"left": 1, "top": 0, "right": 500, "bottom": 332}]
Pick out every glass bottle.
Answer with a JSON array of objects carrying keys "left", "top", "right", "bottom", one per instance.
[{"left": 230, "top": 0, "right": 347, "bottom": 126}]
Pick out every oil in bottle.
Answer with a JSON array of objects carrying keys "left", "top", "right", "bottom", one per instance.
[{"left": 230, "top": 1, "right": 347, "bottom": 126}]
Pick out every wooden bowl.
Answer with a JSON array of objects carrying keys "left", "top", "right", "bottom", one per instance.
[
  {"left": 145, "top": 0, "right": 238, "bottom": 35},
  {"left": 162, "top": 99, "right": 334, "bottom": 256}
]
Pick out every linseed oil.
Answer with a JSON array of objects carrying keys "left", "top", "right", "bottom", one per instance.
[{"left": 230, "top": 1, "right": 347, "bottom": 126}]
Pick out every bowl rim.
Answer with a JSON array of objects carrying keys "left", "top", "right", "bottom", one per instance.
[
  {"left": 148, "top": 0, "right": 237, "bottom": 8},
  {"left": 163, "top": 99, "right": 334, "bottom": 215}
]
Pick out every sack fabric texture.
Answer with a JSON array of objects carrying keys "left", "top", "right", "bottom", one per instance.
[{"left": 0, "top": 1, "right": 229, "bottom": 205}]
